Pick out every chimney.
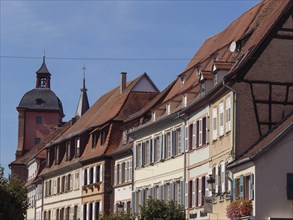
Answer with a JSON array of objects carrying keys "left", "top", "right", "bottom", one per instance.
[{"left": 120, "top": 72, "right": 127, "bottom": 94}]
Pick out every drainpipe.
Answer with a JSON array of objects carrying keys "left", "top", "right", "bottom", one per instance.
[
  {"left": 223, "top": 78, "right": 237, "bottom": 201},
  {"left": 177, "top": 112, "right": 187, "bottom": 212}
]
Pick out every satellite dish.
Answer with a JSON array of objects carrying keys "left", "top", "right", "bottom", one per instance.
[{"left": 229, "top": 41, "right": 237, "bottom": 52}]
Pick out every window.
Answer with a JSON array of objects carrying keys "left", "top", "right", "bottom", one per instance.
[
  {"left": 166, "top": 103, "right": 171, "bottom": 115},
  {"left": 74, "top": 172, "right": 80, "bottom": 189},
  {"left": 165, "top": 183, "right": 171, "bottom": 201},
  {"left": 200, "top": 81, "right": 206, "bottom": 95},
  {"left": 233, "top": 174, "right": 254, "bottom": 200},
  {"left": 46, "top": 150, "right": 50, "bottom": 167},
  {"left": 219, "top": 103, "right": 224, "bottom": 136},
  {"left": 136, "top": 143, "right": 142, "bottom": 168},
  {"left": 198, "top": 119, "right": 203, "bottom": 146},
  {"left": 75, "top": 138, "right": 80, "bottom": 157},
  {"left": 202, "top": 117, "right": 207, "bottom": 144},
  {"left": 182, "top": 94, "right": 187, "bottom": 107},
  {"left": 57, "top": 177, "right": 60, "bottom": 193},
  {"left": 152, "top": 111, "right": 156, "bottom": 122},
  {"left": 175, "top": 127, "right": 183, "bottom": 154},
  {"left": 66, "top": 142, "right": 71, "bottom": 160},
  {"left": 92, "top": 133, "right": 97, "bottom": 149},
  {"left": 287, "top": 173, "right": 293, "bottom": 200},
  {"left": 36, "top": 116, "right": 42, "bottom": 124},
  {"left": 175, "top": 181, "right": 182, "bottom": 205},
  {"left": 188, "top": 180, "right": 193, "bottom": 208},
  {"left": 213, "top": 72, "right": 218, "bottom": 85},
  {"left": 122, "top": 130, "right": 127, "bottom": 145},
  {"left": 145, "top": 140, "right": 151, "bottom": 165},
  {"left": 154, "top": 135, "right": 161, "bottom": 162},
  {"left": 165, "top": 132, "right": 172, "bottom": 158},
  {"left": 212, "top": 108, "right": 218, "bottom": 140},
  {"left": 55, "top": 146, "right": 59, "bottom": 164},
  {"left": 84, "top": 169, "right": 87, "bottom": 186},
  {"left": 35, "top": 138, "right": 41, "bottom": 145},
  {"left": 122, "top": 162, "right": 126, "bottom": 183},
  {"left": 226, "top": 97, "right": 231, "bottom": 132},
  {"left": 101, "top": 131, "right": 106, "bottom": 147}
]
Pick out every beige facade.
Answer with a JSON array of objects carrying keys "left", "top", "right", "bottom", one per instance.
[{"left": 208, "top": 91, "right": 234, "bottom": 220}]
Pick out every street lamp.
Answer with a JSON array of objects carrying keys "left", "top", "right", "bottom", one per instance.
[
  {"left": 207, "top": 174, "right": 215, "bottom": 196},
  {"left": 117, "top": 201, "right": 124, "bottom": 215}
]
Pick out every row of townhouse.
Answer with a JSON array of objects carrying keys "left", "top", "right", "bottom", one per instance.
[{"left": 10, "top": 0, "right": 292, "bottom": 220}]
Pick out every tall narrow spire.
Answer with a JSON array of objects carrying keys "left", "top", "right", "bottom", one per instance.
[
  {"left": 36, "top": 52, "right": 51, "bottom": 88},
  {"left": 76, "top": 66, "right": 90, "bottom": 116}
]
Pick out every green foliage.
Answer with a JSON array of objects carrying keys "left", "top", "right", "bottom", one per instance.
[
  {"left": 139, "top": 198, "right": 185, "bottom": 220},
  {"left": 0, "top": 166, "right": 28, "bottom": 220}
]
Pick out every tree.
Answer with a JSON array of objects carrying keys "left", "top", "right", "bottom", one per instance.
[
  {"left": 0, "top": 166, "right": 29, "bottom": 220},
  {"left": 139, "top": 199, "right": 185, "bottom": 220}
]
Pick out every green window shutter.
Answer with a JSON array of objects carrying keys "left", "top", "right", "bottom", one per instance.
[
  {"left": 250, "top": 173, "right": 254, "bottom": 200},
  {"left": 240, "top": 175, "right": 244, "bottom": 199},
  {"left": 232, "top": 179, "right": 236, "bottom": 200}
]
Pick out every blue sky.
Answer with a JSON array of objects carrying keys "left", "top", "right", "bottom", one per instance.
[{"left": 0, "top": 0, "right": 258, "bottom": 177}]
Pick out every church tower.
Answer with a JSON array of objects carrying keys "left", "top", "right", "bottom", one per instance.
[
  {"left": 15, "top": 55, "right": 64, "bottom": 159},
  {"left": 76, "top": 66, "right": 90, "bottom": 117}
]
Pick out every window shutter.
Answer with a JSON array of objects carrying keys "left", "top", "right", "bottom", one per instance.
[
  {"left": 205, "top": 116, "right": 209, "bottom": 144},
  {"left": 93, "top": 166, "right": 96, "bottom": 183},
  {"left": 160, "top": 185, "right": 164, "bottom": 201},
  {"left": 141, "top": 143, "right": 145, "bottom": 167},
  {"left": 158, "top": 135, "right": 162, "bottom": 161},
  {"left": 181, "top": 126, "right": 185, "bottom": 154},
  {"left": 215, "top": 166, "right": 218, "bottom": 194},
  {"left": 226, "top": 97, "right": 231, "bottom": 132},
  {"left": 250, "top": 173, "right": 254, "bottom": 200},
  {"left": 198, "top": 178, "right": 202, "bottom": 207},
  {"left": 170, "top": 182, "right": 174, "bottom": 201},
  {"left": 170, "top": 131, "right": 174, "bottom": 156},
  {"left": 133, "top": 143, "right": 137, "bottom": 169},
  {"left": 53, "top": 179, "right": 57, "bottom": 194},
  {"left": 199, "top": 119, "right": 203, "bottom": 146},
  {"left": 240, "top": 175, "right": 244, "bottom": 199},
  {"left": 119, "top": 163, "right": 122, "bottom": 184},
  {"left": 151, "top": 138, "right": 154, "bottom": 163},
  {"left": 192, "top": 179, "right": 195, "bottom": 207},
  {"left": 99, "top": 200, "right": 102, "bottom": 216},
  {"left": 212, "top": 108, "right": 217, "bottom": 140},
  {"left": 87, "top": 168, "right": 90, "bottom": 186},
  {"left": 114, "top": 165, "right": 117, "bottom": 185},
  {"left": 184, "top": 125, "right": 188, "bottom": 152},
  {"left": 185, "top": 181, "right": 188, "bottom": 209},
  {"left": 221, "top": 163, "right": 225, "bottom": 193},
  {"left": 132, "top": 192, "right": 136, "bottom": 214},
  {"left": 180, "top": 180, "right": 184, "bottom": 206},
  {"left": 219, "top": 103, "right": 224, "bottom": 136},
  {"left": 129, "top": 161, "right": 132, "bottom": 182},
  {"left": 232, "top": 179, "right": 236, "bottom": 200},
  {"left": 193, "top": 123, "right": 196, "bottom": 149},
  {"left": 100, "top": 164, "right": 103, "bottom": 182},
  {"left": 161, "top": 134, "right": 165, "bottom": 160},
  {"left": 205, "top": 175, "right": 209, "bottom": 197}
]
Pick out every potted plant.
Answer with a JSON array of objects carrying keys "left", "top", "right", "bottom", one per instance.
[{"left": 226, "top": 199, "right": 253, "bottom": 220}]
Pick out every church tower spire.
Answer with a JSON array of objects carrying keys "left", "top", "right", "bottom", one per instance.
[
  {"left": 76, "top": 66, "right": 90, "bottom": 116},
  {"left": 36, "top": 53, "right": 51, "bottom": 88}
]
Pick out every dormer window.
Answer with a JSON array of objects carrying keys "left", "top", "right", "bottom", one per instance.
[
  {"left": 180, "top": 76, "right": 185, "bottom": 85},
  {"left": 46, "top": 150, "right": 50, "bottom": 167},
  {"left": 200, "top": 81, "right": 206, "bottom": 95},
  {"left": 152, "top": 111, "right": 156, "bottom": 122},
  {"left": 55, "top": 146, "right": 60, "bottom": 164},
  {"left": 166, "top": 103, "right": 171, "bottom": 115},
  {"left": 122, "top": 130, "right": 127, "bottom": 145},
  {"left": 182, "top": 94, "right": 187, "bottom": 107},
  {"left": 75, "top": 138, "right": 80, "bottom": 157},
  {"left": 92, "top": 133, "right": 97, "bottom": 149},
  {"left": 213, "top": 71, "right": 218, "bottom": 85},
  {"left": 101, "top": 131, "right": 106, "bottom": 147},
  {"left": 66, "top": 141, "right": 71, "bottom": 160}
]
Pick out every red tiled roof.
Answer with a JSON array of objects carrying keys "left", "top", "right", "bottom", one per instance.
[{"left": 162, "top": 0, "right": 291, "bottom": 105}]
